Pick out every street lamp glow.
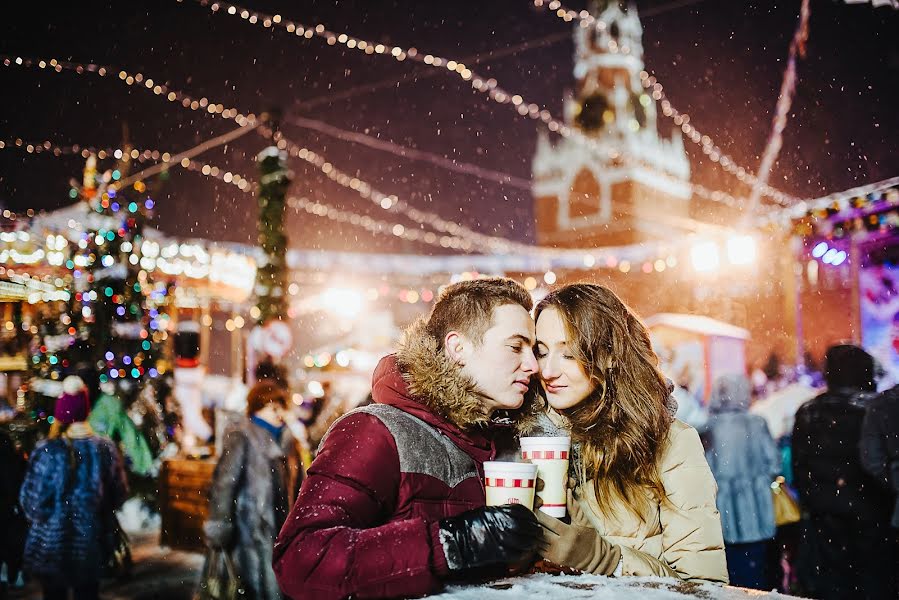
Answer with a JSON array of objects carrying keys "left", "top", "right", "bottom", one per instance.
[
  {"left": 691, "top": 241, "right": 720, "bottom": 272},
  {"left": 727, "top": 235, "right": 757, "bottom": 266},
  {"left": 322, "top": 287, "right": 364, "bottom": 318}
]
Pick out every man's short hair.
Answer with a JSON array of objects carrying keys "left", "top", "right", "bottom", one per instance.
[
  {"left": 425, "top": 277, "right": 533, "bottom": 350},
  {"left": 255, "top": 358, "right": 289, "bottom": 389},
  {"left": 246, "top": 380, "right": 289, "bottom": 416}
]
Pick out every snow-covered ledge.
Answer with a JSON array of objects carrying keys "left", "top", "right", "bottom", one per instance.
[{"left": 432, "top": 574, "right": 802, "bottom": 599}]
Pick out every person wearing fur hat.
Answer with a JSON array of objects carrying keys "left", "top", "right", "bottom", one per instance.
[
  {"left": 273, "top": 278, "right": 543, "bottom": 600},
  {"left": 792, "top": 344, "right": 896, "bottom": 599},
  {"left": 19, "top": 376, "right": 128, "bottom": 600}
]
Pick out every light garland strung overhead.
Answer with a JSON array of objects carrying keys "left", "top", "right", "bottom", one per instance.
[
  {"left": 180, "top": 156, "right": 473, "bottom": 251},
  {"left": 1, "top": 124, "right": 754, "bottom": 271},
  {"left": 179, "top": 0, "right": 783, "bottom": 208},
  {"left": 268, "top": 128, "right": 695, "bottom": 260},
  {"left": 184, "top": 156, "right": 680, "bottom": 272},
  {"left": 2, "top": 52, "right": 763, "bottom": 223},
  {"left": 0, "top": 55, "right": 258, "bottom": 127},
  {"left": 532, "top": 0, "right": 799, "bottom": 207},
  {"left": 2, "top": 122, "right": 768, "bottom": 281},
  {"left": 1, "top": 141, "right": 690, "bottom": 279}
]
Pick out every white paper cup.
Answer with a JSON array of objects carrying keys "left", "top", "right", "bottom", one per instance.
[
  {"left": 520, "top": 436, "right": 571, "bottom": 518},
  {"left": 483, "top": 461, "right": 538, "bottom": 510}
]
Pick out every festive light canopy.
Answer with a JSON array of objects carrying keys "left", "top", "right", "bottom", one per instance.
[{"left": 791, "top": 178, "right": 899, "bottom": 240}]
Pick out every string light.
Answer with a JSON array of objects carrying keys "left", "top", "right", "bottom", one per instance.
[
  {"left": 638, "top": 72, "right": 797, "bottom": 206},
  {"left": 2, "top": 52, "right": 767, "bottom": 227},
  {"left": 182, "top": 1, "right": 777, "bottom": 207},
  {"left": 182, "top": 156, "right": 679, "bottom": 270},
  {"left": 0, "top": 55, "right": 258, "bottom": 127},
  {"left": 0, "top": 129, "right": 703, "bottom": 267},
  {"left": 533, "top": 0, "right": 799, "bottom": 206}
]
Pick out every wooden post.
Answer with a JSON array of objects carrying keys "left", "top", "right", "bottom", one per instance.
[
  {"left": 199, "top": 301, "right": 211, "bottom": 369},
  {"left": 781, "top": 235, "right": 802, "bottom": 365},
  {"left": 850, "top": 236, "right": 862, "bottom": 345},
  {"left": 231, "top": 316, "right": 243, "bottom": 380}
]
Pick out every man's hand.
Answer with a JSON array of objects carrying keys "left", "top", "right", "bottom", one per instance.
[
  {"left": 535, "top": 490, "right": 621, "bottom": 575},
  {"left": 438, "top": 504, "right": 541, "bottom": 572}
]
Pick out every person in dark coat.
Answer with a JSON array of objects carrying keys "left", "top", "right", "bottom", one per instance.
[
  {"left": 792, "top": 344, "right": 896, "bottom": 600},
  {"left": 203, "top": 380, "right": 304, "bottom": 600},
  {"left": 860, "top": 384, "right": 899, "bottom": 538},
  {"left": 0, "top": 428, "right": 27, "bottom": 592},
  {"left": 19, "top": 376, "right": 128, "bottom": 600},
  {"left": 273, "top": 278, "right": 543, "bottom": 600},
  {"left": 703, "top": 373, "right": 779, "bottom": 589}
]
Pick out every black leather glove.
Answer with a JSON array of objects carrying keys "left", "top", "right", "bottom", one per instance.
[{"left": 437, "top": 504, "right": 541, "bottom": 572}]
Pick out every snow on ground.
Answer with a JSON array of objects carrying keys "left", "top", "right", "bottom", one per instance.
[{"left": 433, "top": 574, "right": 804, "bottom": 599}]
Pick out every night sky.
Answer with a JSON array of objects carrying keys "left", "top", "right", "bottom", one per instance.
[{"left": 1, "top": 0, "right": 897, "bottom": 253}]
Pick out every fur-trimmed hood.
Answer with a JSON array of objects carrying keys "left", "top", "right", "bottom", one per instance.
[
  {"left": 393, "top": 318, "right": 491, "bottom": 430},
  {"left": 390, "top": 318, "right": 546, "bottom": 435}
]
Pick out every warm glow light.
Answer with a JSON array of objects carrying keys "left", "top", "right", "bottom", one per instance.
[
  {"left": 691, "top": 241, "right": 720, "bottom": 272},
  {"left": 322, "top": 288, "right": 364, "bottom": 318},
  {"left": 727, "top": 235, "right": 757, "bottom": 266}
]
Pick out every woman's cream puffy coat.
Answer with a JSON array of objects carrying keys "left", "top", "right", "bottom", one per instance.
[{"left": 577, "top": 419, "right": 729, "bottom": 583}]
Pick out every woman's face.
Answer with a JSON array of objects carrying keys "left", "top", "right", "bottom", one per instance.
[{"left": 535, "top": 308, "right": 596, "bottom": 410}]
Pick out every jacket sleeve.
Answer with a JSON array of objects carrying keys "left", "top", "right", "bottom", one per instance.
[
  {"left": 272, "top": 413, "right": 448, "bottom": 600},
  {"left": 19, "top": 443, "right": 55, "bottom": 524},
  {"left": 756, "top": 416, "right": 780, "bottom": 479},
  {"left": 620, "top": 425, "right": 729, "bottom": 584},
  {"left": 791, "top": 405, "right": 812, "bottom": 500},
  {"left": 203, "top": 428, "right": 247, "bottom": 547},
  {"left": 860, "top": 401, "right": 892, "bottom": 490},
  {"left": 103, "top": 440, "right": 129, "bottom": 511}
]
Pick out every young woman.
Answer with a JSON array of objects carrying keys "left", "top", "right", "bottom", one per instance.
[
  {"left": 19, "top": 376, "right": 128, "bottom": 600},
  {"left": 530, "top": 284, "right": 728, "bottom": 583}
]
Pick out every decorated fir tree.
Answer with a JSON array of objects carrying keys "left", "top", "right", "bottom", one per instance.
[
  {"left": 29, "top": 156, "right": 169, "bottom": 408},
  {"left": 84, "top": 185, "right": 165, "bottom": 399},
  {"left": 254, "top": 146, "right": 293, "bottom": 325}
]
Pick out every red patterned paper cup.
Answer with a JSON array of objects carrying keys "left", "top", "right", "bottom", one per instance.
[
  {"left": 520, "top": 436, "right": 571, "bottom": 518},
  {"left": 483, "top": 461, "right": 538, "bottom": 509}
]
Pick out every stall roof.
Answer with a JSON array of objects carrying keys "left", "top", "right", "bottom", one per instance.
[
  {"left": 0, "top": 279, "right": 28, "bottom": 302},
  {"left": 644, "top": 313, "right": 751, "bottom": 340}
]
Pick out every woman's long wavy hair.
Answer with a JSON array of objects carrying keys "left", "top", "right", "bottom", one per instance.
[{"left": 535, "top": 283, "right": 671, "bottom": 518}]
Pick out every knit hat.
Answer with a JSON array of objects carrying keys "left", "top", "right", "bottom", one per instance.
[{"left": 54, "top": 375, "right": 91, "bottom": 424}]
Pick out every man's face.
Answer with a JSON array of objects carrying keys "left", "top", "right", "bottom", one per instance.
[{"left": 454, "top": 304, "right": 538, "bottom": 413}]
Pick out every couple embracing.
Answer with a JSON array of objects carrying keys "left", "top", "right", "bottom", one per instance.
[{"left": 273, "top": 278, "right": 728, "bottom": 599}]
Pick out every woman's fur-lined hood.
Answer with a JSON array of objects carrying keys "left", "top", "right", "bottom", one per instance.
[{"left": 395, "top": 318, "right": 490, "bottom": 430}]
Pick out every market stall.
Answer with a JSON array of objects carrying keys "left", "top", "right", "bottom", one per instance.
[{"left": 645, "top": 313, "right": 750, "bottom": 403}]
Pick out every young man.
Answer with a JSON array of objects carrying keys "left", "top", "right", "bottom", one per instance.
[{"left": 273, "top": 278, "right": 542, "bottom": 599}]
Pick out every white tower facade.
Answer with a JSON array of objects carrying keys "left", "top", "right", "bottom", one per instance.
[{"left": 533, "top": 1, "right": 692, "bottom": 247}]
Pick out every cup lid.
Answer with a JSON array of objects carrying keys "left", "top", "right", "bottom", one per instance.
[
  {"left": 483, "top": 461, "right": 538, "bottom": 477},
  {"left": 519, "top": 436, "right": 571, "bottom": 450}
]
